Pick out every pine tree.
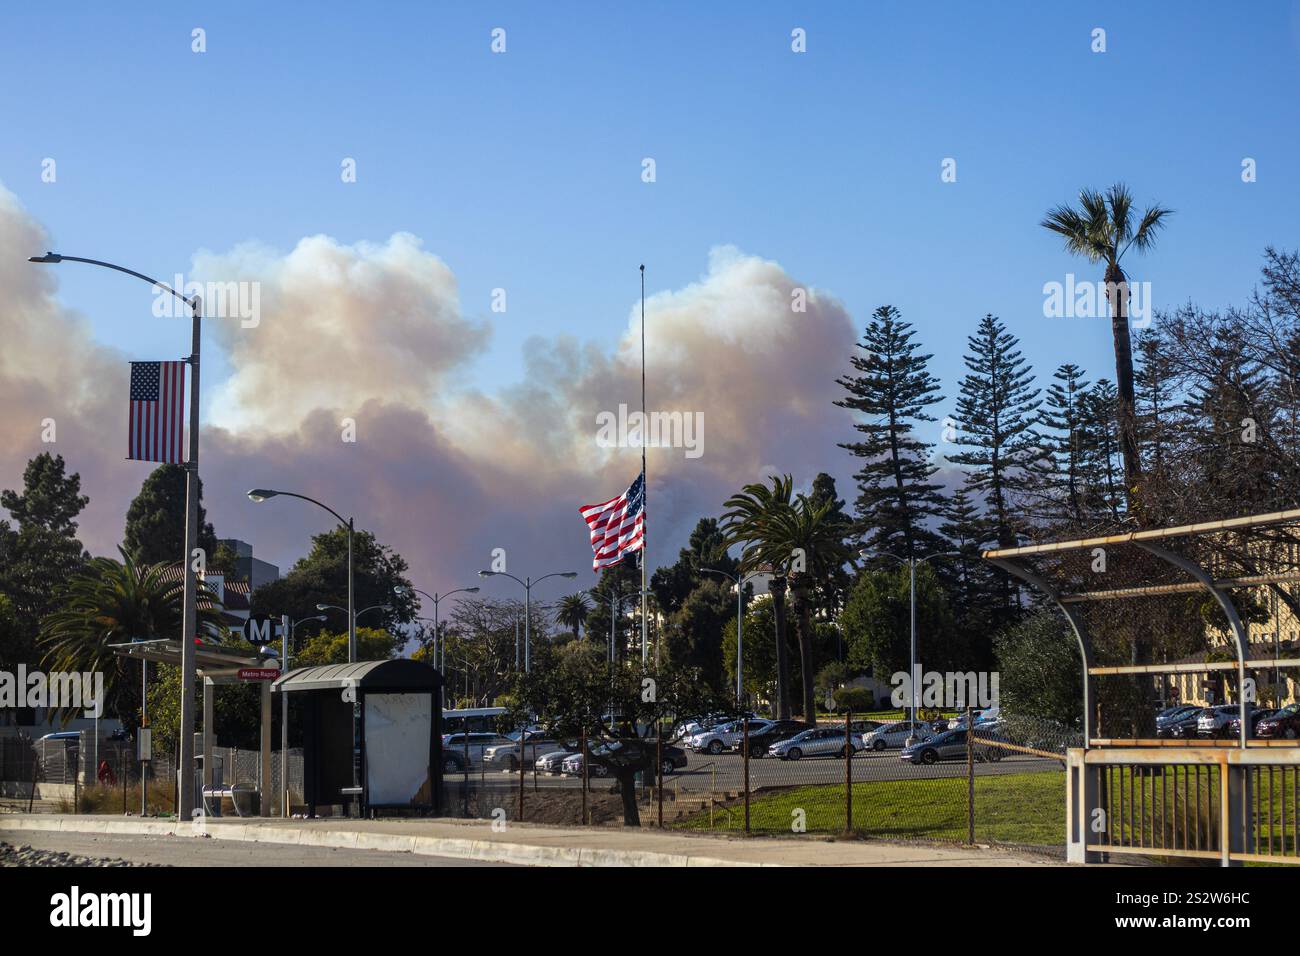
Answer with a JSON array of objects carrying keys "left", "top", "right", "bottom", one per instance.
[
  {"left": 123, "top": 464, "right": 218, "bottom": 566},
  {"left": 950, "top": 314, "right": 1041, "bottom": 550},
  {"left": 1080, "top": 379, "right": 1124, "bottom": 522},
  {"left": 835, "top": 305, "right": 948, "bottom": 559},
  {"left": 1026, "top": 363, "right": 1092, "bottom": 530}
]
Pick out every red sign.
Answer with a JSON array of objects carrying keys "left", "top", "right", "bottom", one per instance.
[{"left": 238, "top": 668, "right": 279, "bottom": 681}]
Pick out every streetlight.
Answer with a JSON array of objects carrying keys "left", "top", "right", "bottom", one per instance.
[
  {"left": 247, "top": 489, "right": 357, "bottom": 664},
  {"left": 394, "top": 585, "right": 480, "bottom": 673},
  {"left": 31, "top": 252, "right": 204, "bottom": 821},
  {"left": 317, "top": 602, "right": 391, "bottom": 632},
  {"left": 701, "top": 568, "right": 766, "bottom": 707},
  {"left": 477, "top": 570, "right": 577, "bottom": 672},
  {"left": 860, "top": 549, "right": 960, "bottom": 743}
]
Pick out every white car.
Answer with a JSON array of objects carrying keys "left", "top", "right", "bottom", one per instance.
[
  {"left": 534, "top": 749, "right": 572, "bottom": 774},
  {"left": 690, "top": 719, "right": 773, "bottom": 755},
  {"left": 768, "top": 727, "right": 864, "bottom": 760},
  {"left": 862, "top": 720, "right": 933, "bottom": 751},
  {"left": 482, "top": 731, "right": 566, "bottom": 771},
  {"left": 560, "top": 752, "right": 609, "bottom": 778}
]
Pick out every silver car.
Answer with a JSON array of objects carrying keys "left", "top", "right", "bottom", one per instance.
[
  {"left": 768, "top": 727, "right": 864, "bottom": 760},
  {"left": 442, "top": 732, "right": 514, "bottom": 769},
  {"left": 482, "top": 731, "right": 566, "bottom": 771},
  {"left": 690, "top": 719, "right": 773, "bottom": 755},
  {"left": 863, "top": 720, "right": 933, "bottom": 751}
]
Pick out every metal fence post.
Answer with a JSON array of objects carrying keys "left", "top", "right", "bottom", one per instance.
[
  {"left": 656, "top": 727, "right": 663, "bottom": 828},
  {"left": 581, "top": 733, "right": 589, "bottom": 826},
  {"left": 743, "top": 717, "right": 751, "bottom": 836},
  {"left": 517, "top": 719, "right": 526, "bottom": 823},
  {"left": 844, "top": 710, "right": 853, "bottom": 835},
  {"left": 966, "top": 705, "right": 975, "bottom": 845}
]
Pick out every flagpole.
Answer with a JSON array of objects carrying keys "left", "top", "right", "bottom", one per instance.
[{"left": 639, "top": 264, "right": 648, "bottom": 666}]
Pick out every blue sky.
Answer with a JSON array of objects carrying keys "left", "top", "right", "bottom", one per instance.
[
  {"left": 3, "top": 2, "right": 1300, "bottom": 578},
  {"left": 4, "top": 1, "right": 1298, "bottom": 407}
]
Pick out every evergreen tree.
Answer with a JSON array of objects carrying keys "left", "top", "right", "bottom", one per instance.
[
  {"left": 1025, "top": 363, "right": 1092, "bottom": 530},
  {"left": 835, "top": 305, "right": 948, "bottom": 559},
  {"left": 0, "top": 454, "right": 90, "bottom": 674},
  {"left": 950, "top": 314, "right": 1041, "bottom": 550},
  {"left": 122, "top": 464, "right": 218, "bottom": 566},
  {"left": 1079, "top": 379, "right": 1125, "bottom": 521}
]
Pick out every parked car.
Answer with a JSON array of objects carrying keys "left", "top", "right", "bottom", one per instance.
[
  {"left": 862, "top": 720, "right": 932, "bottom": 751},
  {"left": 1196, "top": 705, "right": 1239, "bottom": 738},
  {"left": 1256, "top": 703, "right": 1300, "bottom": 740},
  {"left": 1158, "top": 710, "right": 1202, "bottom": 739},
  {"left": 441, "top": 748, "right": 468, "bottom": 774},
  {"left": 441, "top": 732, "right": 515, "bottom": 768},
  {"left": 900, "top": 728, "right": 996, "bottom": 764},
  {"left": 736, "top": 720, "right": 809, "bottom": 758},
  {"left": 561, "top": 752, "right": 610, "bottom": 778},
  {"left": 1226, "top": 708, "right": 1277, "bottom": 740},
  {"left": 482, "top": 730, "right": 566, "bottom": 771},
  {"left": 690, "top": 719, "right": 773, "bottom": 755},
  {"left": 768, "top": 727, "right": 864, "bottom": 760},
  {"left": 1156, "top": 705, "right": 1200, "bottom": 730},
  {"left": 535, "top": 749, "right": 573, "bottom": 774},
  {"left": 658, "top": 744, "right": 688, "bottom": 775}
]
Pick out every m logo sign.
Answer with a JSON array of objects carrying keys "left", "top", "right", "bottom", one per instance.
[{"left": 241, "top": 614, "right": 275, "bottom": 647}]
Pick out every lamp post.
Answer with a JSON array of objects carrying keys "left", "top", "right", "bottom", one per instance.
[
  {"left": 281, "top": 614, "right": 325, "bottom": 816},
  {"left": 248, "top": 490, "right": 356, "bottom": 663},
  {"left": 30, "top": 252, "right": 204, "bottom": 821},
  {"left": 317, "top": 602, "right": 391, "bottom": 637},
  {"left": 394, "top": 585, "right": 480, "bottom": 673},
  {"left": 477, "top": 570, "right": 577, "bottom": 672},
  {"left": 860, "top": 549, "right": 960, "bottom": 743},
  {"left": 701, "top": 568, "right": 765, "bottom": 707}
]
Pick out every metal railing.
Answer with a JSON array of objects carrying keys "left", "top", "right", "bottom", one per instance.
[{"left": 1067, "top": 745, "right": 1300, "bottom": 865}]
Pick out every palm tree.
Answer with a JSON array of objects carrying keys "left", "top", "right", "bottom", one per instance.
[
  {"left": 555, "top": 592, "right": 591, "bottom": 641},
  {"left": 764, "top": 493, "right": 853, "bottom": 724},
  {"left": 722, "top": 476, "right": 796, "bottom": 721},
  {"left": 1041, "top": 184, "right": 1172, "bottom": 511},
  {"left": 40, "top": 548, "right": 223, "bottom": 723}
]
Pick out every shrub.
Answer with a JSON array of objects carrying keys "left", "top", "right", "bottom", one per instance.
[{"left": 833, "top": 687, "right": 875, "bottom": 712}]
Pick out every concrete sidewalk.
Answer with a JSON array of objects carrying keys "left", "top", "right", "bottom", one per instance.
[{"left": 0, "top": 814, "right": 1059, "bottom": 867}]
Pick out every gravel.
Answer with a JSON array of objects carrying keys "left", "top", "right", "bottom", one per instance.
[{"left": 0, "top": 839, "right": 165, "bottom": 867}]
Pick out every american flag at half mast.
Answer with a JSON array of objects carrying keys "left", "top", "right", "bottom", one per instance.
[
  {"left": 580, "top": 471, "right": 645, "bottom": 571},
  {"left": 128, "top": 361, "right": 187, "bottom": 464}
]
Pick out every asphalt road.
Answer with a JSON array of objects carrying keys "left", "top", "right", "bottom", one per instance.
[
  {"left": 462, "top": 746, "right": 1062, "bottom": 793},
  {"left": 3, "top": 830, "right": 513, "bottom": 867}
]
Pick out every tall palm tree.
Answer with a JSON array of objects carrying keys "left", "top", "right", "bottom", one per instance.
[
  {"left": 555, "top": 592, "right": 591, "bottom": 641},
  {"left": 764, "top": 493, "right": 853, "bottom": 724},
  {"left": 1042, "top": 184, "right": 1173, "bottom": 512},
  {"left": 722, "top": 476, "right": 796, "bottom": 721},
  {"left": 40, "top": 548, "right": 223, "bottom": 723}
]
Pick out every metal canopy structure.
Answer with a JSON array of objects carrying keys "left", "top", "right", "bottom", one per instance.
[
  {"left": 112, "top": 639, "right": 279, "bottom": 816},
  {"left": 984, "top": 508, "right": 1300, "bottom": 748}
]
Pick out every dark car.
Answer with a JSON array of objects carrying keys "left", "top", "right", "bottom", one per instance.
[
  {"left": 1256, "top": 703, "right": 1300, "bottom": 740},
  {"left": 1225, "top": 708, "right": 1276, "bottom": 740},
  {"left": 735, "top": 720, "right": 809, "bottom": 758},
  {"left": 658, "top": 744, "right": 688, "bottom": 775},
  {"left": 1157, "top": 710, "right": 1202, "bottom": 739}
]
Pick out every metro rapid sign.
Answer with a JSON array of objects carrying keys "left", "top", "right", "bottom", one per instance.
[{"left": 238, "top": 668, "right": 280, "bottom": 681}]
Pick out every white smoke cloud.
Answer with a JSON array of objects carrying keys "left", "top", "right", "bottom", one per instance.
[{"left": 0, "top": 186, "right": 864, "bottom": 591}]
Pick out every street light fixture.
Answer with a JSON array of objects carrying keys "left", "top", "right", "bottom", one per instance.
[
  {"left": 477, "top": 570, "right": 577, "bottom": 672},
  {"left": 32, "top": 251, "right": 204, "bottom": 821},
  {"left": 701, "top": 568, "right": 767, "bottom": 707},
  {"left": 860, "top": 549, "right": 961, "bottom": 743},
  {"left": 394, "top": 585, "right": 480, "bottom": 673},
  {"left": 247, "top": 489, "right": 357, "bottom": 663}
]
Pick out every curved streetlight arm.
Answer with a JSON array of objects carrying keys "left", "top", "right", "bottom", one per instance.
[
  {"left": 264, "top": 491, "right": 350, "bottom": 529},
  {"left": 482, "top": 570, "right": 526, "bottom": 590},
  {"left": 29, "top": 253, "right": 200, "bottom": 314},
  {"left": 533, "top": 571, "right": 577, "bottom": 588}
]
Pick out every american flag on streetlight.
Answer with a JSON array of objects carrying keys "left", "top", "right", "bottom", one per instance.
[
  {"left": 580, "top": 471, "right": 645, "bottom": 571},
  {"left": 128, "top": 361, "right": 186, "bottom": 464}
]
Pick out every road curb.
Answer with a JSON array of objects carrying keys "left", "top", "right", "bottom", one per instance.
[{"left": 0, "top": 816, "right": 772, "bottom": 867}]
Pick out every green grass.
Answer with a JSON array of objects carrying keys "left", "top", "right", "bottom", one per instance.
[{"left": 675, "top": 771, "right": 1065, "bottom": 847}]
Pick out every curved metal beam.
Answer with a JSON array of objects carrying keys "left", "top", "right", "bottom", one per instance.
[
  {"left": 987, "top": 556, "right": 1095, "bottom": 745},
  {"left": 1134, "top": 542, "right": 1250, "bottom": 748}
]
